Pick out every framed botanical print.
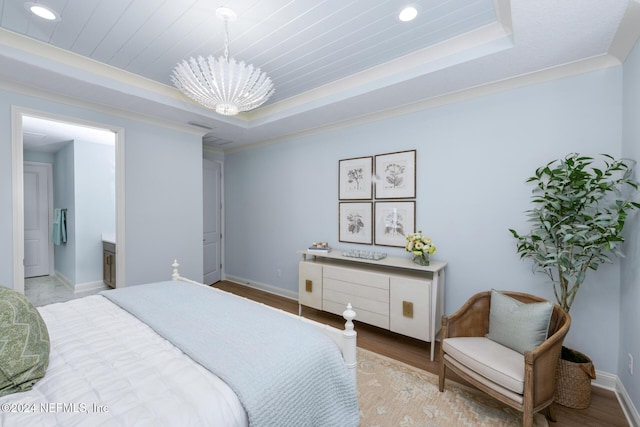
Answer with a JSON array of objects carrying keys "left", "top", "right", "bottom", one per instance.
[
  {"left": 339, "top": 202, "right": 373, "bottom": 244},
  {"left": 374, "top": 150, "right": 416, "bottom": 199},
  {"left": 374, "top": 201, "right": 415, "bottom": 247},
  {"left": 339, "top": 156, "right": 373, "bottom": 200}
]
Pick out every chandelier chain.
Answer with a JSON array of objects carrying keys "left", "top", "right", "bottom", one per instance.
[{"left": 223, "top": 17, "right": 230, "bottom": 61}]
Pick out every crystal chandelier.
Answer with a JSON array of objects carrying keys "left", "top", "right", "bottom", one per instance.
[{"left": 171, "top": 7, "right": 274, "bottom": 116}]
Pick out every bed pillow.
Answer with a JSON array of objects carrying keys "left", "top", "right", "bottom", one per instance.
[
  {"left": 0, "top": 286, "right": 50, "bottom": 397},
  {"left": 486, "top": 289, "right": 553, "bottom": 354}
]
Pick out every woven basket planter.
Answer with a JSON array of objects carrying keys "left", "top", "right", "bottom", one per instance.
[{"left": 554, "top": 347, "right": 596, "bottom": 409}]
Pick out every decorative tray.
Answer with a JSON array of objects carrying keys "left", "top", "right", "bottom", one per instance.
[{"left": 342, "top": 250, "right": 387, "bottom": 260}]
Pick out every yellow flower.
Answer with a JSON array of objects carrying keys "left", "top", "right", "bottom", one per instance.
[{"left": 405, "top": 229, "right": 436, "bottom": 257}]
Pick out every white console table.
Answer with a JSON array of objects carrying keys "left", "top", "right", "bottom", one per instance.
[{"left": 298, "top": 250, "right": 446, "bottom": 361}]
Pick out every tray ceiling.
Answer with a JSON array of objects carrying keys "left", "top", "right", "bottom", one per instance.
[{"left": 1, "top": 0, "right": 637, "bottom": 150}]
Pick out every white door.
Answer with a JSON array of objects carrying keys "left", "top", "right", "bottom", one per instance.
[
  {"left": 203, "top": 159, "right": 222, "bottom": 284},
  {"left": 24, "top": 162, "right": 52, "bottom": 278}
]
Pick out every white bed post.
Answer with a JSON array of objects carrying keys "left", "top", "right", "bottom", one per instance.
[
  {"left": 171, "top": 259, "right": 180, "bottom": 281},
  {"left": 342, "top": 303, "right": 357, "bottom": 382},
  {"left": 171, "top": 260, "right": 207, "bottom": 286}
]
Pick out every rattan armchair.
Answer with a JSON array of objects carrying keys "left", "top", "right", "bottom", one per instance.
[{"left": 438, "top": 291, "right": 571, "bottom": 427}]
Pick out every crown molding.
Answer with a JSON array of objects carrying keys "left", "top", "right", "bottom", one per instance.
[
  {"left": 225, "top": 53, "right": 621, "bottom": 154},
  {"left": 247, "top": 18, "right": 513, "bottom": 125},
  {"left": 0, "top": 28, "right": 180, "bottom": 101},
  {"left": 0, "top": 79, "right": 204, "bottom": 137},
  {"left": 608, "top": 0, "right": 640, "bottom": 63}
]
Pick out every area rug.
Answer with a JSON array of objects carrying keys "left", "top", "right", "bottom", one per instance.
[{"left": 357, "top": 348, "right": 548, "bottom": 427}]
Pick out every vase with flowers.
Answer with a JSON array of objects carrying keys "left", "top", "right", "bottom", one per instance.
[{"left": 405, "top": 230, "right": 436, "bottom": 266}]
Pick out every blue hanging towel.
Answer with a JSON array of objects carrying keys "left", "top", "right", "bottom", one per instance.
[
  {"left": 61, "top": 209, "right": 67, "bottom": 243},
  {"left": 52, "top": 209, "right": 67, "bottom": 245}
]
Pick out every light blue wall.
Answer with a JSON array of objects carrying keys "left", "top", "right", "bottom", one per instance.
[
  {"left": 24, "top": 150, "right": 55, "bottom": 163},
  {"left": 75, "top": 140, "right": 115, "bottom": 284},
  {"left": 203, "top": 149, "right": 224, "bottom": 163},
  {"left": 124, "top": 122, "right": 203, "bottom": 285},
  {"left": 0, "top": 88, "right": 204, "bottom": 289},
  {"left": 621, "top": 38, "right": 640, "bottom": 411},
  {"left": 51, "top": 140, "right": 115, "bottom": 285},
  {"left": 53, "top": 142, "right": 75, "bottom": 282},
  {"left": 225, "top": 68, "right": 624, "bottom": 373}
]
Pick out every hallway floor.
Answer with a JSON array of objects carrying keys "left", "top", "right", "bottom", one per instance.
[{"left": 25, "top": 275, "right": 106, "bottom": 306}]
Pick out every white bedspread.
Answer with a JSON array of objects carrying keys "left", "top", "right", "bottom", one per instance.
[{"left": 0, "top": 295, "right": 248, "bottom": 427}]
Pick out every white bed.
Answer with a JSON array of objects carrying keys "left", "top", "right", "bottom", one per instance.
[{"left": 0, "top": 261, "right": 358, "bottom": 427}]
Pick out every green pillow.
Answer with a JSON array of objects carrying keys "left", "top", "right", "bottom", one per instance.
[
  {"left": 0, "top": 286, "right": 50, "bottom": 396},
  {"left": 486, "top": 289, "right": 553, "bottom": 354}
]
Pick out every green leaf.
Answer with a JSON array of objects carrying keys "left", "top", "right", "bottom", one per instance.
[{"left": 508, "top": 153, "right": 640, "bottom": 312}]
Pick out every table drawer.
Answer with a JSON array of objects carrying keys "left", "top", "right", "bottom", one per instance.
[
  {"left": 323, "top": 265, "right": 388, "bottom": 290},
  {"left": 323, "top": 278, "right": 389, "bottom": 304},
  {"left": 323, "top": 300, "right": 389, "bottom": 329},
  {"left": 323, "top": 287, "right": 389, "bottom": 316}
]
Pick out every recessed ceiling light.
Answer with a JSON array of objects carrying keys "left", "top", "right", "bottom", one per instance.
[
  {"left": 25, "top": 2, "right": 61, "bottom": 21},
  {"left": 398, "top": 6, "right": 418, "bottom": 22}
]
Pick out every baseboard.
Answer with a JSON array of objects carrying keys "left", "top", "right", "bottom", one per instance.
[
  {"left": 593, "top": 369, "right": 618, "bottom": 391},
  {"left": 54, "top": 271, "right": 108, "bottom": 293},
  {"left": 54, "top": 271, "right": 74, "bottom": 291},
  {"left": 74, "top": 280, "right": 109, "bottom": 293},
  {"left": 586, "top": 370, "right": 639, "bottom": 427},
  {"left": 614, "top": 378, "right": 640, "bottom": 427},
  {"left": 223, "top": 274, "right": 298, "bottom": 301}
]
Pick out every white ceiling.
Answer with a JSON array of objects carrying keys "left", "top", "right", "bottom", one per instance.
[{"left": 1, "top": 0, "right": 639, "bottom": 151}]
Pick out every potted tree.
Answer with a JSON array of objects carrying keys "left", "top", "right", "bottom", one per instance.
[{"left": 509, "top": 153, "right": 639, "bottom": 408}]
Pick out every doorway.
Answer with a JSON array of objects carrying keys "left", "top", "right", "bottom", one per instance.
[
  {"left": 203, "top": 159, "right": 222, "bottom": 284},
  {"left": 23, "top": 161, "right": 54, "bottom": 278},
  {"left": 11, "top": 107, "right": 126, "bottom": 294}
]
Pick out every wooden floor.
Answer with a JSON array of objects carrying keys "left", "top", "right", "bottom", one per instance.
[{"left": 213, "top": 280, "right": 630, "bottom": 427}]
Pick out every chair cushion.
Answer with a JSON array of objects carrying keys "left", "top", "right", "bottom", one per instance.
[
  {"left": 0, "top": 286, "right": 50, "bottom": 396},
  {"left": 443, "top": 337, "right": 524, "bottom": 394},
  {"left": 486, "top": 289, "right": 553, "bottom": 354}
]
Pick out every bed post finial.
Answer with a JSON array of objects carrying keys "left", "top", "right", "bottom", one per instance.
[
  {"left": 343, "top": 303, "right": 356, "bottom": 333},
  {"left": 342, "top": 303, "right": 357, "bottom": 381},
  {"left": 171, "top": 260, "right": 180, "bottom": 281}
]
